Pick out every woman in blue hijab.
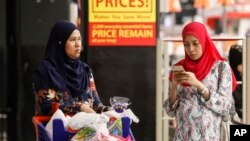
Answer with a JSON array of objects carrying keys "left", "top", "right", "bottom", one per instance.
[{"left": 33, "top": 20, "right": 110, "bottom": 115}]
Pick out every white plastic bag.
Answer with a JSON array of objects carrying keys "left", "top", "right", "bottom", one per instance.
[
  {"left": 102, "top": 110, "right": 121, "bottom": 119},
  {"left": 67, "top": 112, "right": 109, "bottom": 131},
  {"left": 122, "top": 109, "right": 139, "bottom": 123}
]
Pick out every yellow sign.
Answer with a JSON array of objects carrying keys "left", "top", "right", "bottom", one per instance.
[
  {"left": 89, "top": 0, "right": 156, "bottom": 46},
  {"left": 89, "top": 0, "right": 155, "bottom": 22}
]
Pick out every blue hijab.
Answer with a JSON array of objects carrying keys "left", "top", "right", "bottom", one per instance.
[{"left": 34, "top": 20, "right": 89, "bottom": 98}]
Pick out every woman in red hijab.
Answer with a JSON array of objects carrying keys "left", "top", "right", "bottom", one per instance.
[{"left": 163, "top": 22, "right": 237, "bottom": 140}]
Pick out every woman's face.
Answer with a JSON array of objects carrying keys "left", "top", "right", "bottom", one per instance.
[
  {"left": 65, "top": 29, "right": 82, "bottom": 59},
  {"left": 183, "top": 35, "right": 203, "bottom": 60}
]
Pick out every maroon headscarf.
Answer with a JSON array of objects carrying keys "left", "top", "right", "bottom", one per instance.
[{"left": 169, "top": 22, "right": 237, "bottom": 92}]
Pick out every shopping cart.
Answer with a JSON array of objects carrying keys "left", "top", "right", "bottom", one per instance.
[
  {"left": 32, "top": 113, "right": 136, "bottom": 141},
  {"left": 33, "top": 99, "right": 136, "bottom": 141}
]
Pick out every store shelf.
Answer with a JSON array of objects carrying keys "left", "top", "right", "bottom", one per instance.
[{"left": 160, "top": 36, "right": 245, "bottom": 42}]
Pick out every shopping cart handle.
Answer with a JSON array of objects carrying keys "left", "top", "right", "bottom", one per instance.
[
  {"left": 53, "top": 119, "right": 68, "bottom": 141},
  {"left": 121, "top": 117, "right": 131, "bottom": 138}
]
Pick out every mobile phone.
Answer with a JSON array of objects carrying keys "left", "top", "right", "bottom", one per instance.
[{"left": 172, "top": 65, "right": 185, "bottom": 72}]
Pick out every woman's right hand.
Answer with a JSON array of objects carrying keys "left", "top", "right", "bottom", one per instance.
[
  {"left": 172, "top": 71, "right": 184, "bottom": 85},
  {"left": 80, "top": 103, "right": 96, "bottom": 113}
]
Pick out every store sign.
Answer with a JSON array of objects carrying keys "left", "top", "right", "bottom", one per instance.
[{"left": 88, "top": 0, "right": 156, "bottom": 46}]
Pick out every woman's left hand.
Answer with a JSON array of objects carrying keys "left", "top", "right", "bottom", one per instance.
[{"left": 102, "top": 106, "right": 113, "bottom": 112}]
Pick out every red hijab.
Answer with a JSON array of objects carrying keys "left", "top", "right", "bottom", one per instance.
[{"left": 169, "top": 22, "right": 237, "bottom": 92}]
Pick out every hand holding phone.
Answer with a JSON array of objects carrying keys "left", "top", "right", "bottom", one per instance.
[{"left": 172, "top": 65, "right": 185, "bottom": 72}]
